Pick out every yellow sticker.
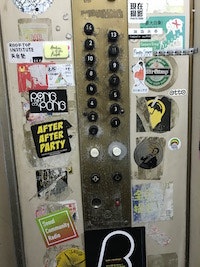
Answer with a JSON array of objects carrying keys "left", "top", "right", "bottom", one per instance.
[{"left": 44, "top": 42, "right": 69, "bottom": 59}]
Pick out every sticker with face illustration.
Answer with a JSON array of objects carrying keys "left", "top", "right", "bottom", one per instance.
[
  {"left": 134, "top": 137, "right": 166, "bottom": 180},
  {"left": 136, "top": 96, "right": 179, "bottom": 133}
]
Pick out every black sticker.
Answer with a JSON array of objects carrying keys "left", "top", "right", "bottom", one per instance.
[
  {"left": 31, "top": 120, "right": 71, "bottom": 158},
  {"left": 134, "top": 138, "right": 164, "bottom": 170},
  {"left": 84, "top": 227, "right": 146, "bottom": 267},
  {"left": 29, "top": 90, "right": 68, "bottom": 113}
]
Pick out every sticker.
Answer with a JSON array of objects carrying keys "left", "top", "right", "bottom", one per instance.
[
  {"left": 84, "top": 227, "right": 146, "bottom": 266},
  {"left": 133, "top": 47, "right": 153, "bottom": 58},
  {"left": 136, "top": 96, "right": 179, "bottom": 133},
  {"left": 132, "top": 182, "right": 173, "bottom": 222},
  {"left": 18, "top": 63, "right": 49, "bottom": 91},
  {"left": 36, "top": 208, "right": 78, "bottom": 247},
  {"left": 146, "top": 224, "right": 171, "bottom": 246},
  {"left": 145, "top": 56, "right": 177, "bottom": 91},
  {"left": 128, "top": 0, "right": 147, "bottom": 24},
  {"left": 12, "top": 0, "right": 54, "bottom": 15},
  {"left": 8, "top": 41, "right": 72, "bottom": 63},
  {"left": 8, "top": 42, "right": 43, "bottom": 63},
  {"left": 23, "top": 102, "right": 47, "bottom": 124},
  {"left": 29, "top": 90, "right": 68, "bottom": 113},
  {"left": 18, "top": 18, "right": 52, "bottom": 41},
  {"left": 134, "top": 138, "right": 164, "bottom": 169},
  {"left": 168, "top": 137, "right": 181, "bottom": 150},
  {"left": 129, "top": 28, "right": 163, "bottom": 40},
  {"left": 31, "top": 120, "right": 72, "bottom": 158},
  {"left": 169, "top": 88, "right": 187, "bottom": 96},
  {"left": 36, "top": 168, "right": 68, "bottom": 198},
  {"left": 44, "top": 42, "right": 71, "bottom": 59},
  {"left": 56, "top": 248, "right": 86, "bottom": 267},
  {"left": 148, "top": 253, "right": 178, "bottom": 267},
  {"left": 131, "top": 59, "right": 149, "bottom": 93},
  {"left": 140, "top": 16, "right": 185, "bottom": 50},
  {"left": 147, "top": 0, "right": 184, "bottom": 14},
  {"left": 134, "top": 137, "right": 166, "bottom": 180},
  {"left": 47, "top": 64, "right": 75, "bottom": 87}
]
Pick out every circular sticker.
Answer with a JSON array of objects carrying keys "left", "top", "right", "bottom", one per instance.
[
  {"left": 134, "top": 138, "right": 164, "bottom": 169},
  {"left": 168, "top": 137, "right": 181, "bottom": 150},
  {"left": 145, "top": 56, "right": 177, "bottom": 92},
  {"left": 12, "top": 0, "right": 54, "bottom": 15}
]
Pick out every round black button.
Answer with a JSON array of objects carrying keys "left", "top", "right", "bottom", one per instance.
[
  {"left": 84, "top": 23, "right": 94, "bottom": 35},
  {"left": 86, "top": 68, "right": 97, "bottom": 80},
  {"left": 109, "top": 89, "right": 121, "bottom": 100},
  {"left": 90, "top": 173, "right": 100, "bottom": 183},
  {"left": 112, "top": 172, "right": 122, "bottom": 182},
  {"left": 109, "top": 74, "right": 120, "bottom": 86},
  {"left": 110, "top": 103, "right": 121, "bottom": 114},
  {"left": 92, "top": 198, "right": 101, "bottom": 208},
  {"left": 109, "top": 60, "right": 119, "bottom": 72},
  {"left": 89, "top": 125, "right": 98, "bottom": 135},
  {"left": 108, "top": 45, "right": 119, "bottom": 57},
  {"left": 110, "top": 117, "right": 120, "bottom": 128},
  {"left": 85, "top": 54, "right": 96, "bottom": 65},
  {"left": 87, "top": 111, "right": 98, "bottom": 122},
  {"left": 84, "top": 39, "right": 95, "bottom": 50},
  {"left": 86, "top": 83, "right": 97, "bottom": 95},
  {"left": 108, "top": 30, "right": 119, "bottom": 42},
  {"left": 87, "top": 98, "right": 97, "bottom": 108}
]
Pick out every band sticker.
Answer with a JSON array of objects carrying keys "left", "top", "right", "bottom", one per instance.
[
  {"left": 31, "top": 120, "right": 72, "bottom": 158},
  {"left": 132, "top": 182, "right": 173, "bottom": 222},
  {"left": 148, "top": 253, "right": 178, "bottom": 267},
  {"left": 29, "top": 90, "right": 68, "bottom": 113},
  {"left": 146, "top": 224, "right": 171, "bottom": 247},
  {"left": 36, "top": 208, "right": 78, "bottom": 247},
  {"left": 84, "top": 227, "right": 146, "bottom": 266}
]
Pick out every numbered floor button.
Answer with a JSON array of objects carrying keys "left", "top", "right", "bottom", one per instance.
[
  {"left": 86, "top": 83, "right": 97, "bottom": 95},
  {"left": 87, "top": 111, "right": 98, "bottom": 122},
  {"left": 87, "top": 98, "right": 97, "bottom": 108},
  {"left": 110, "top": 117, "right": 120, "bottom": 127},
  {"left": 86, "top": 68, "right": 97, "bottom": 80},
  {"left": 84, "top": 23, "right": 94, "bottom": 35},
  {"left": 84, "top": 39, "right": 95, "bottom": 50}
]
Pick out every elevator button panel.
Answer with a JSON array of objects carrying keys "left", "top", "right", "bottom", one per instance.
[{"left": 72, "top": 0, "right": 131, "bottom": 230}]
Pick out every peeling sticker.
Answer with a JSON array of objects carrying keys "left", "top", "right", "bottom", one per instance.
[
  {"left": 148, "top": 253, "right": 178, "bottom": 267},
  {"left": 146, "top": 224, "right": 171, "bottom": 246},
  {"left": 132, "top": 182, "right": 173, "bottom": 222}
]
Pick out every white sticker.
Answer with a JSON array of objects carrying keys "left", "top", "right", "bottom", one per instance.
[
  {"left": 169, "top": 88, "right": 187, "bottom": 96},
  {"left": 168, "top": 137, "right": 181, "bottom": 150},
  {"left": 128, "top": 0, "right": 147, "bottom": 24},
  {"left": 47, "top": 64, "right": 75, "bottom": 87},
  {"left": 8, "top": 42, "right": 43, "bottom": 63},
  {"left": 131, "top": 59, "right": 149, "bottom": 94},
  {"left": 133, "top": 48, "right": 153, "bottom": 58}
]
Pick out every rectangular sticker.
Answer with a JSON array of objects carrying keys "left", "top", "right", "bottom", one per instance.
[
  {"left": 36, "top": 208, "right": 78, "bottom": 247},
  {"left": 47, "top": 64, "right": 75, "bottom": 87},
  {"left": 84, "top": 227, "right": 146, "bottom": 266},
  {"left": 29, "top": 90, "right": 68, "bottom": 113},
  {"left": 128, "top": 0, "right": 147, "bottom": 24},
  {"left": 31, "top": 120, "right": 72, "bottom": 158},
  {"left": 132, "top": 182, "right": 173, "bottom": 222}
]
